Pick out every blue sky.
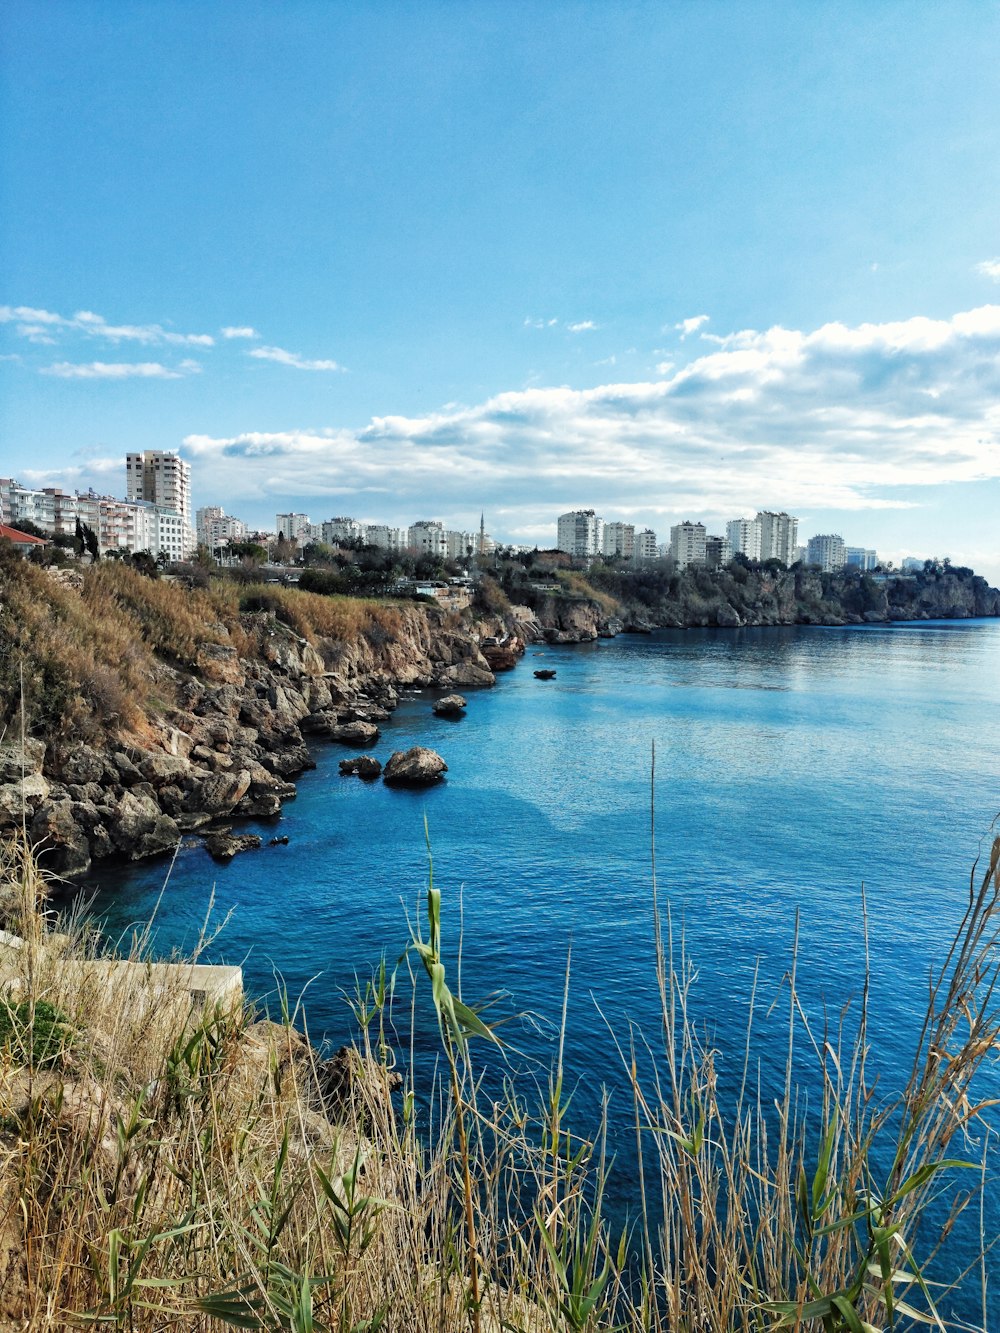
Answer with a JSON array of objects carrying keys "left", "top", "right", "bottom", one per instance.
[{"left": 2, "top": 1, "right": 1000, "bottom": 578}]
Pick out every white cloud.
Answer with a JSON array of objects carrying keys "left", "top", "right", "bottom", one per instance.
[
  {"left": 976, "top": 259, "right": 1000, "bottom": 282},
  {"left": 221, "top": 325, "right": 260, "bottom": 339},
  {"left": 523, "top": 316, "right": 560, "bottom": 330},
  {"left": 248, "top": 345, "right": 345, "bottom": 372},
  {"left": 41, "top": 360, "right": 193, "bottom": 380},
  {"left": 675, "top": 314, "right": 710, "bottom": 338},
  {"left": 181, "top": 305, "right": 1000, "bottom": 534},
  {"left": 567, "top": 320, "right": 598, "bottom": 333},
  {"left": 0, "top": 304, "right": 214, "bottom": 346}
]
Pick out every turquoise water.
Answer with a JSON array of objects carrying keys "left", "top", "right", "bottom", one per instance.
[{"left": 81, "top": 619, "right": 1000, "bottom": 1319}]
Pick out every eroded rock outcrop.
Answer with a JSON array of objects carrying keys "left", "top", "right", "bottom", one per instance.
[{"left": 382, "top": 747, "right": 448, "bottom": 786}]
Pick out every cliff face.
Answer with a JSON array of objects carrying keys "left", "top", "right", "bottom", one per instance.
[
  {"left": 0, "top": 565, "right": 497, "bottom": 878},
  {"left": 518, "top": 565, "right": 1000, "bottom": 636}
]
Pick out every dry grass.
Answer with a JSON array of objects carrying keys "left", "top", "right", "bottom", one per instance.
[
  {"left": 553, "top": 571, "right": 622, "bottom": 616},
  {"left": 0, "top": 826, "right": 997, "bottom": 1331}
]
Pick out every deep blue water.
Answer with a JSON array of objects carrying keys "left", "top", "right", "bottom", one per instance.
[{"left": 80, "top": 620, "right": 1000, "bottom": 1322}]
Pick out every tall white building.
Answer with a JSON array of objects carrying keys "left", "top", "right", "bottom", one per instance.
[
  {"left": 126, "top": 451, "right": 194, "bottom": 554},
  {"left": 275, "top": 512, "right": 311, "bottom": 541},
  {"left": 602, "top": 522, "right": 635, "bottom": 559},
  {"left": 726, "top": 517, "right": 762, "bottom": 562},
  {"left": 756, "top": 511, "right": 798, "bottom": 566},
  {"left": 670, "top": 521, "right": 707, "bottom": 570},
  {"left": 557, "top": 509, "right": 603, "bottom": 557},
  {"left": 633, "top": 529, "right": 658, "bottom": 561},
  {"left": 806, "top": 533, "right": 847, "bottom": 572}
]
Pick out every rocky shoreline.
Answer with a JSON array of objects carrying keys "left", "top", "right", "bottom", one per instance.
[
  {"left": 2, "top": 557, "right": 997, "bottom": 881},
  {"left": 1, "top": 596, "right": 520, "bottom": 880}
]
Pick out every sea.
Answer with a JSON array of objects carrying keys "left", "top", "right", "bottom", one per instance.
[{"left": 79, "top": 618, "right": 1000, "bottom": 1324}]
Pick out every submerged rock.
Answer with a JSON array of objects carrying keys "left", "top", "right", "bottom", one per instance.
[{"left": 382, "top": 747, "right": 448, "bottom": 786}]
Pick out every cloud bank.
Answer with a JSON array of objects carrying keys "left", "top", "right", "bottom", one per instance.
[{"left": 182, "top": 305, "right": 1000, "bottom": 543}]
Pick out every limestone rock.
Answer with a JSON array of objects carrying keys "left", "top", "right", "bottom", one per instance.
[
  {"left": 329, "top": 720, "right": 380, "bottom": 745},
  {"left": 383, "top": 747, "right": 447, "bottom": 786},
  {"left": 339, "top": 755, "right": 382, "bottom": 780},
  {"left": 433, "top": 694, "right": 467, "bottom": 716},
  {"left": 110, "top": 791, "right": 180, "bottom": 860},
  {"left": 0, "top": 773, "right": 51, "bottom": 831},
  {"left": 29, "top": 800, "right": 92, "bottom": 877},
  {"left": 195, "top": 642, "right": 245, "bottom": 685},
  {"left": 0, "top": 739, "right": 45, "bottom": 783},
  {"left": 204, "top": 829, "right": 263, "bottom": 862}
]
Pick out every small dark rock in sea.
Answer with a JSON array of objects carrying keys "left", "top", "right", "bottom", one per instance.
[
  {"left": 204, "top": 830, "right": 263, "bottom": 862},
  {"left": 269, "top": 835, "right": 289, "bottom": 845},
  {"left": 382, "top": 747, "right": 447, "bottom": 786},
  {"left": 339, "top": 755, "right": 383, "bottom": 780}
]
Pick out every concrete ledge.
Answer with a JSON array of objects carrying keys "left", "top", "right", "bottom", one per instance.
[{"left": 0, "top": 929, "right": 243, "bottom": 1013}]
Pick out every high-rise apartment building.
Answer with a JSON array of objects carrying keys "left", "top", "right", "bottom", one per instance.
[
  {"left": 726, "top": 517, "right": 762, "bottom": 562},
  {"left": 756, "top": 511, "right": 798, "bottom": 566},
  {"left": 556, "top": 509, "right": 602, "bottom": 557},
  {"left": 806, "top": 533, "right": 847, "bottom": 572},
  {"left": 126, "top": 451, "right": 194, "bottom": 555},
  {"left": 670, "top": 521, "right": 707, "bottom": 570},
  {"left": 633, "top": 529, "right": 658, "bottom": 561},
  {"left": 275, "top": 512, "right": 311, "bottom": 541},
  {"left": 602, "top": 522, "right": 635, "bottom": 559}
]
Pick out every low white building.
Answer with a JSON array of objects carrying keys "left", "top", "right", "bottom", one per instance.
[
  {"left": 321, "top": 516, "right": 366, "bottom": 546},
  {"left": 845, "top": 546, "right": 878, "bottom": 571},
  {"left": 408, "top": 519, "right": 449, "bottom": 557},
  {"left": 197, "top": 505, "right": 248, "bottom": 549},
  {"left": 365, "top": 524, "right": 408, "bottom": 552}
]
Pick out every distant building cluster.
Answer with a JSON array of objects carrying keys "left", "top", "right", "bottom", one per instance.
[
  {"left": 1, "top": 450, "right": 195, "bottom": 560},
  {"left": 555, "top": 508, "right": 879, "bottom": 573},
  {"left": 275, "top": 512, "right": 496, "bottom": 559},
  {"left": 555, "top": 510, "right": 658, "bottom": 562}
]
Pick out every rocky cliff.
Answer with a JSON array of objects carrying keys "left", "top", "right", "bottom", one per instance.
[
  {"left": 516, "top": 564, "right": 1000, "bottom": 638},
  {"left": 0, "top": 561, "right": 498, "bottom": 878}
]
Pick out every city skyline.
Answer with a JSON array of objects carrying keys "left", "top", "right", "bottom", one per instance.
[{"left": 3, "top": 4, "right": 1000, "bottom": 580}]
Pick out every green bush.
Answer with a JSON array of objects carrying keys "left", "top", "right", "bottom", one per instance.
[{"left": 0, "top": 996, "right": 75, "bottom": 1068}]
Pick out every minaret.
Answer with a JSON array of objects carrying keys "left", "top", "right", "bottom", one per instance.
[{"left": 479, "top": 512, "right": 485, "bottom": 555}]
